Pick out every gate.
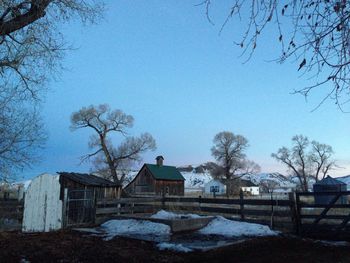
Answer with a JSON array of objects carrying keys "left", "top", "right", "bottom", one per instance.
[
  {"left": 66, "top": 189, "right": 95, "bottom": 227},
  {"left": 296, "top": 191, "right": 350, "bottom": 239}
]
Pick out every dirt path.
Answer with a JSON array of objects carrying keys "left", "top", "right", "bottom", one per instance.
[{"left": 1, "top": 231, "right": 350, "bottom": 263}]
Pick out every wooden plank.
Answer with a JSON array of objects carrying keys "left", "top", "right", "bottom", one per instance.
[
  {"left": 200, "top": 206, "right": 240, "bottom": 214},
  {"left": 297, "top": 191, "right": 350, "bottom": 196},
  {"left": 96, "top": 205, "right": 154, "bottom": 215},
  {"left": 243, "top": 199, "right": 291, "bottom": 206},
  {"left": 300, "top": 214, "right": 348, "bottom": 220},
  {"left": 97, "top": 197, "right": 161, "bottom": 205},
  {"left": 164, "top": 197, "right": 291, "bottom": 206},
  {"left": 299, "top": 203, "right": 350, "bottom": 209},
  {"left": 244, "top": 209, "right": 291, "bottom": 217},
  {"left": 163, "top": 197, "right": 200, "bottom": 203}
]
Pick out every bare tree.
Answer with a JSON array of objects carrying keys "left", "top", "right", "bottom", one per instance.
[
  {"left": 71, "top": 104, "right": 156, "bottom": 186},
  {"left": 310, "top": 140, "right": 336, "bottom": 181},
  {"left": 271, "top": 135, "right": 335, "bottom": 191},
  {"left": 211, "top": 131, "right": 260, "bottom": 179},
  {"left": 211, "top": 131, "right": 249, "bottom": 179},
  {"left": 210, "top": 131, "right": 260, "bottom": 196},
  {"left": 260, "top": 179, "right": 279, "bottom": 193},
  {"left": 0, "top": 1, "right": 103, "bottom": 181},
  {"left": 201, "top": 1, "right": 350, "bottom": 110}
]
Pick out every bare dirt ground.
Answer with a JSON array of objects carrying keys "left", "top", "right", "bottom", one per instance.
[{"left": 1, "top": 231, "right": 350, "bottom": 263}]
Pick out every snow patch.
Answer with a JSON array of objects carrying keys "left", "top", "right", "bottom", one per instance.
[
  {"left": 101, "top": 219, "right": 170, "bottom": 240},
  {"left": 150, "top": 210, "right": 202, "bottom": 220},
  {"left": 157, "top": 242, "right": 193, "bottom": 253},
  {"left": 198, "top": 216, "right": 277, "bottom": 237}
]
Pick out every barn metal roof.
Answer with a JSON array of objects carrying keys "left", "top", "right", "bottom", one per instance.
[
  {"left": 314, "top": 175, "right": 346, "bottom": 185},
  {"left": 145, "top": 164, "right": 185, "bottom": 181},
  {"left": 58, "top": 172, "right": 118, "bottom": 187}
]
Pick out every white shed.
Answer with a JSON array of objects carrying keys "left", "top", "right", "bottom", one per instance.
[
  {"left": 204, "top": 179, "right": 226, "bottom": 196},
  {"left": 22, "top": 173, "right": 63, "bottom": 232},
  {"left": 241, "top": 179, "right": 260, "bottom": 195}
]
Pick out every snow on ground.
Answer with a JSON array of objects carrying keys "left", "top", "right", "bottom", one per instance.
[
  {"left": 157, "top": 242, "right": 193, "bottom": 253},
  {"left": 150, "top": 210, "right": 203, "bottom": 220},
  {"left": 181, "top": 171, "right": 212, "bottom": 189},
  {"left": 198, "top": 216, "right": 278, "bottom": 238},
  {"left": 101, "top": 211, "right": 277, "bottom": 241},
  {"left": 98, "top": 211, "right": 278, "bottom": 252},
  {"left": 101, "top": 219, "right": 171, "bottom": 240}
]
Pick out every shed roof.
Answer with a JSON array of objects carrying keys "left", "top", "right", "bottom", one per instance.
[
  {"left": 58, "top": 172, "right": 118, "bottom": 187},
  {"left": 145, "top": 164, "right": 185, "bottom": 181},
  {"left": 314, "top": 175, "right": 346, "bottom": 185},
  {"left": 240, "top": 179, "right": 258, "bottom": 187}
]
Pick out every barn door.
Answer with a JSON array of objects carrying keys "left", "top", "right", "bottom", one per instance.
[{"left": 66, "top": 189, "right": 95, "bottom": 227}]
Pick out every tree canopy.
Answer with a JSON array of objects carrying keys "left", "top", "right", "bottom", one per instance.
[
  {"left": 71, "top": 104, "right": 156, "bottom": 185},
  {"left": 211, "top": 131, "right": 260, "bottom": 179}
]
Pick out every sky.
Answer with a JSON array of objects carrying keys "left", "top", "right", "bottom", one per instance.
[{"left": 18, "top": 1, "right": 350, "bottom": 181}]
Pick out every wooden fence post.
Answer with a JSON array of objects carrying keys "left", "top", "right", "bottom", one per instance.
[
  {"left": 288, "top": 192, "right": 298, "bottom": 234},
  {"left": 295, "top": 192, "right": 301, "bottom": 235},
  {"left": 93, "top": 191, "right": 97, "bottom": 224},
  {"left": 270, "top": 192, "right": 274, "bottom": 229},
  {"left": 62, "top": 188, "right": 68, "bottom": 228},
  {"left": 198, "top": 195, "right": 202, "bottom": 212},
  {"left": 117, "top": 200, "right": 121, "bottom": 215},
  {"left": 162, "top": 192, "right": 165, "bottom": 210},
  {"left": 240, "top": 190, "right": 245, "bottom": 220},
  {"left": 131, "top": 202, "right": 134, "bottom": 214}
]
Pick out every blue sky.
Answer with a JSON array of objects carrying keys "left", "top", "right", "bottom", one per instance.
[{"left": 18, "top": 1, "right": 350, "bottom": 180}]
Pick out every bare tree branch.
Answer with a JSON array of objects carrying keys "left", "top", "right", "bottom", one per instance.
[
  {"left": 201, "top": 0, "right": 350, "bottom": 110},
  {"left": 272, "top": 135, "right": 336, "bottom": 191}
]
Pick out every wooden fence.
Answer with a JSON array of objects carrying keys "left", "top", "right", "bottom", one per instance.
[
  {"left": 96, "top": 192, "right": 297, "bottom": 232},
  {"left": 0, "top": 199, "right": 23, "bottom": 231}
]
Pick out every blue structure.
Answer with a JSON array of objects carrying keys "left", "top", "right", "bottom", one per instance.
[{"left": 313, "top": 175, "right": 347, "bottom": 205}]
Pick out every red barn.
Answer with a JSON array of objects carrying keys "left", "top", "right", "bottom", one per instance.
[{"left": 125, "top": 156, "right": 185, "bottom": 196}]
